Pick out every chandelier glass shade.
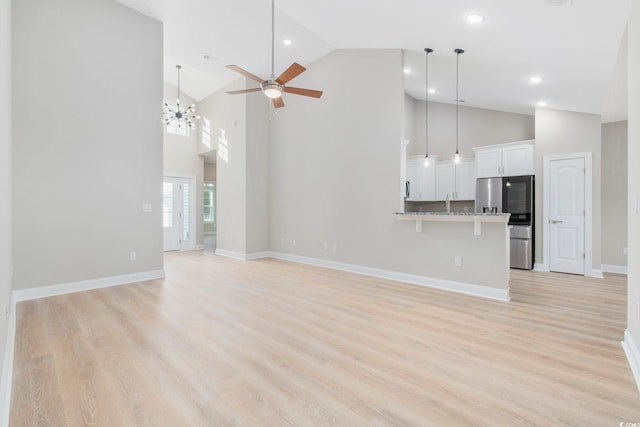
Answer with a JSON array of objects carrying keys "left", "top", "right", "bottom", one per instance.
[{"left": 163, "top": 65, "right": 199, "bottom": 129}]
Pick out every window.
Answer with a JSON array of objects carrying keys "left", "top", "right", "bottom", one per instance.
[
  {"left": 163, "top": 182, "right": 173, "bottom": 228},
  {"left": 183, "top": 183, "right": 190, "bottom": 240},
  {"left": 204, "top": 183, "right": 215, "bottom": 223}
]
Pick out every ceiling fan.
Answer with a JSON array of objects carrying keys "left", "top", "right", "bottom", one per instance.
[{"left": 225, "top": 0, "right": 323, "bottom": 108}]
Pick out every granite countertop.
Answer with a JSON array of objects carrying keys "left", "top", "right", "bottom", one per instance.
[{"left": 396, "top": 211, "right": 510, "bottom": 216}]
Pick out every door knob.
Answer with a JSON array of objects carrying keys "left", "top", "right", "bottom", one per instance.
[{"left": 550, "top": 219, "right": 563, "bottom": 224}]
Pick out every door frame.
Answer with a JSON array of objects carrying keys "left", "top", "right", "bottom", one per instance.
[
  {"left": 542, "top": 152, "right": 596, "bottom": 277},
  {"left": 163, "top": 173, "right": 197, "bottom": 251}
]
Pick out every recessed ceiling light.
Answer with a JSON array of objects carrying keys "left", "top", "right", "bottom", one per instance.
[
  {"left": 202, "top": 53, "right": 217, "bottom": 61},
  {"left": 427, "top": 88, "right": 436, "bottom": 94},
  {"left": 529, "top": 76, "right": 543, "bottom": 83},
  {"left": 403, "top": 68, "right": 411, "bottom": 74},
  {"left": 537, "top": 101, "right": 548, "bottom": 107},
  {"left": 465, "top": 13, "right": 485, "bottom": 24},
  {"left": 283, "top": 39, "right": 292, "bottom": 46}
]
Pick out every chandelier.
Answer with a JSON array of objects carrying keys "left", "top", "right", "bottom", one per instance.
[{"left": 163, "top": 65, "right": 198, "bottom": 129}]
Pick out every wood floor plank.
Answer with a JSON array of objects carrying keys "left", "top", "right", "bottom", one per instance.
[{"left": 9, "top": 250, "right": 640, "bottom": 426}]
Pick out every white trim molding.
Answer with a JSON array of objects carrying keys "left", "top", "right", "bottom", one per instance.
[
  {"left": 533, "top": 263, "right": 549, "bottom": 272},
  {"left": 215, "top": 249, "right": 271, "bottom": 261},
  {"left": 601, "top": 264, "right": 628, "bottom": 275},
  {"left": 542, "top": 152, "right": 594, "bottom": 277},
  {"left": 590, "top": 269, "right": 604, "bottom": 279},
  {"left": 268, "top": 252, "right": 510, "bottom": 302},
  {"left": 622, "top": 329, "right": 640, "bottom": 393},
  {"left": 0, "top": 294, "right": 16, "bottom": 427},
  {"left": 12, "top": 269, "right": 165, "bottom": 302}
]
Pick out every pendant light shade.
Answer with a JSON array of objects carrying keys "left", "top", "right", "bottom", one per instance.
[
  {"left": 163, "top": 65, "right": 199, "bottom": 129},
  {"left": 424, "top": 48, "right": 433, "bottom": 167},
  {"left": 454, "top": 49, "right": 464, "bottom": 164}
]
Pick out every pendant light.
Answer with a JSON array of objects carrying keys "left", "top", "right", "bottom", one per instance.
[
  {"left": 424, "top": 48, "right": 433, "bottom": 167},
  {"left": 163, "top": 65, "right": 199, "bottom": 129},
  {"left": 454, "top": 49, "right": 464, "bottom": 164}
]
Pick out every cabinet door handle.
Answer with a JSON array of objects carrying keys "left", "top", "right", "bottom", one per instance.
[{"left": 550, "top": 219, "right": 563, "bottom": 224}]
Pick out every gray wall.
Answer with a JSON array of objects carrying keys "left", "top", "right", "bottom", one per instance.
[
  {"left": 12, "top": 0, "right": 163, "bottom": 289},
  {"left": 534, "top": 108, "right": 602, "bottom": 270},
  {"left": 406, "top": 97, "right": 535, "bottom": 157},
  {"left": 269, "top": 49, "right": 508, "bottom": 289},
  {"left": 163, "top": 82, "right": 204, "bottom": 247},
  {"left": 628, "top": 0, "right": 640, "bottom": 347},
  {"left": 0, "top": 0, "right": 11, "bottom": 405},
  {"left": 602, "top": 120, "right": 628, "bottom": 267},
  {"left": 198, "top": 79, "right": 248, "bottom": 254},
  {"left": 204, "top": 163, "right": 217, "bottom": 182}
]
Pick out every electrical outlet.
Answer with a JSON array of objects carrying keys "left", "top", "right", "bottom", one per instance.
[
  {"left": 332, "top": 243, "right": 337, "bottom": 251},
  {"left": 281, "top": 237, "right": 285, "bottom": 245},
  {"left": 323, "top": 242, "right": 328, "bottom": 250},
  {"left": 3, "top": 304, "right": 8, "bottom": 321},
  {"left": 129, "top": 251, "right": 137, "bottom": 261},
  {"left": 454, "top": 256, "right": 462, "bottom": 267},
  {"left": 142, "top": 203, "right": 152, "bottom": 212},
  {"left": 292, "top": 240, "right": 297, "bottom": 247},
  {"left": 624, "top": 247, "right": 628, "bottom": 256}
]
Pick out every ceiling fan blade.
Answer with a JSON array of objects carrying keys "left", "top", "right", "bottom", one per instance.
[
  {"left": 272, "top": 97, "right": 285, "bottom": 108},
  {"left": 283, "top": 86, "right": 323, "bottom": 98},
  {"left": 226, "top": 65, "right": 265, "bottom": 84},
  {"left": 276, "top": 63, "right": 306, "bottom": 85},
  {"left": 226, "top": 88, "right": 263, "bottom": 95}
]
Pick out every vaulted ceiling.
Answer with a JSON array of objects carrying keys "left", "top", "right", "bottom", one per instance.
[{"left": 117, "top": 0, "right": 631, "bottom": 120}]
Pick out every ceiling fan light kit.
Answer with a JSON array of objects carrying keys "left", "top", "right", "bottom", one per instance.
[{"left": 225, "top": 0, "right": 323, "bottom": 108}]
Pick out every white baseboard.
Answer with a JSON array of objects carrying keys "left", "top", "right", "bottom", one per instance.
[
  {"left": 268, "top": 252, "right": 510, "bottom": 302},
  {"left": 602, "top": 264, "right": 628, "bottom": 275},
  {"left": 215, "top": 249, "right": 270, "bottom": 261},
  {"left": 622, "top": 329, "right": 640, "bottom": 393},
  {"left": 0, "top": 294, "right": 16, "bottom": 427},
  {"left": 533, "top": 263, "right": 548, "bottom": 272},
  {"left": 12, "top": 269, "right": 166, "bottom": 302},
  {"left": 590, "top": 269, "right": 604, "bottom": 279}
]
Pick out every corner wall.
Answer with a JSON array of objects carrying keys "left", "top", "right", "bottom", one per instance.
[
  {"left": 12, "top": 0, "right": 164, "bottom": 290},
  {"left": 602, "top": 120, "right": 628, "bottom": 269},
  {"left": 625, "top": 0, "right": 640, "bottom": 380},
  {"left": 534, "top": 108, "right": 602, "bottom": 271},
  {"left": 0, "top": 0, "right": 12, "bottom": 418}
]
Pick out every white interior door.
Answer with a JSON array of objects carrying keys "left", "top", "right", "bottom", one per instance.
[
  {"left": 163, "top": 177, "right": 192, "bottom": 252},
  {"left": 549, "top": 158, "right": 585, "bottom": 274}
]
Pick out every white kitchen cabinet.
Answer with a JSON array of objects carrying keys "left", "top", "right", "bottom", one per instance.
[
  {"left": 474, "top": 140, "right": 534, "bottom": 178},
  {"left": 435, "top": 159, "right": 475, "bottom": 201},
  {"left": 455, "top": 160, "right": 476, "bottom": 200},
  {"left": 406, "top": 156, "right": 436, "bottom": 201},
  {"left": 405, "top": 157, "right": 418, "bottom": 200},
  {"left": 435, "top": 162, "right": 455, "bottom": 201}
]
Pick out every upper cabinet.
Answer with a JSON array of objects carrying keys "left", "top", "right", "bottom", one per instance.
[
  {"left": 435, "top": 159, "right": 475, "bottom": 201},
  {"left": 406, "top": 156, "right": 436, "bottom": 201},
  {"left": 473, "top": 140, "right": 534, "bottom": 178}
]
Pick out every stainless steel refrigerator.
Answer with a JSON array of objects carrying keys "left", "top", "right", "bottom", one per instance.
[{"left": 476, "top": 176, "right": 535, "bottom": 270}]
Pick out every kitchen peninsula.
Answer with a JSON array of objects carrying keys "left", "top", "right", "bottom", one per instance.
[{"left": 395, "top": 211, "right": 511, "bottom": 301}]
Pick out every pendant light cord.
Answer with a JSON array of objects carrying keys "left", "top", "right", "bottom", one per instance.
[
  {"left": 425, "top": 48, "right": 433, "bottom": 158},
  {"left": 454, "top": 49, "right": 464, "bottom": 155},
  {"left": 176, "top": 65, "right": 181, "bottom": 104}
]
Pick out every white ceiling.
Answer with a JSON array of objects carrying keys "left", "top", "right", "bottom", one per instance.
[{"left": 117, "top": 0, "right": 631, "bottom": 118}]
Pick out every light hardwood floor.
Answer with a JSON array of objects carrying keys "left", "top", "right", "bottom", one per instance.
[{"left": 10, "top": 251, "right": 640, "bottom": 426}]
